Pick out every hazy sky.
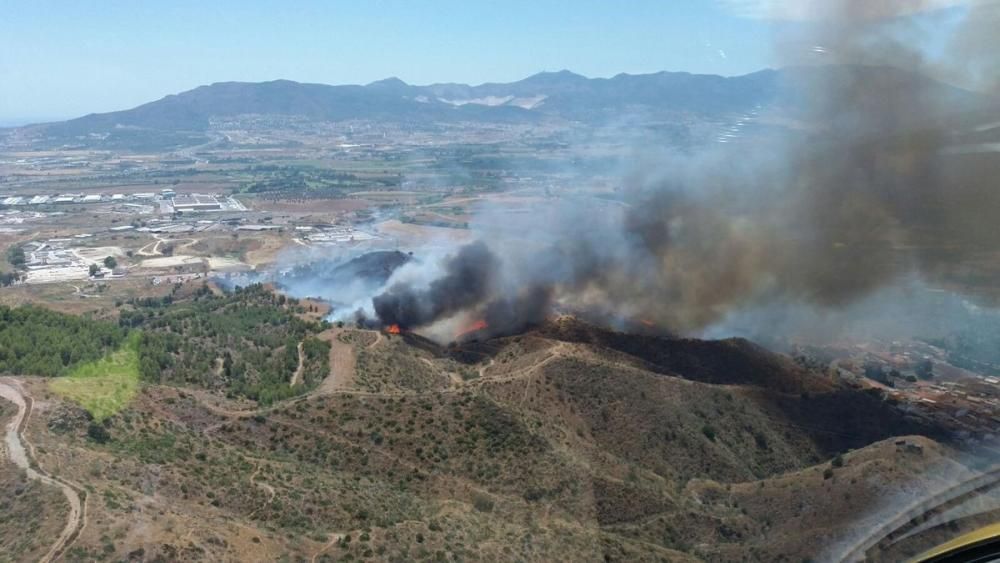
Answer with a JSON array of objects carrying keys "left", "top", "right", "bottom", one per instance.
[{"left": 0, "top": 0, "right": 778, "bottom": 122}]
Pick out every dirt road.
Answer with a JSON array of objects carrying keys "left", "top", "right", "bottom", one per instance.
[
  {"left": 0, "top": 379, "right": 86, "bottom": 563},
  {"left": 289, "top": 341, "right": 305, "bottom": 387},
  {"left": 137, "top": 235, "right": 199, "bottom": 257},
  {"left": 314, "top": 328, "right": 358, "bottom": 394}
]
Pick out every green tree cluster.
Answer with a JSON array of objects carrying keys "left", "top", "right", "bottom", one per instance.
[
  {"left": 6, "top": 245, "right": 25, "bottom": 269},
  {"left": 0, "top": 305, "right": 127, "bottom": 376},
  {"left": 125, "top": 284, "right": 329, "bottom": 404}
]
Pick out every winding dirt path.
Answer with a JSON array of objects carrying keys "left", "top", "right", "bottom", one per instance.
[
  {"left": 246, "top": 462, "right": 276, "bottom": 519},
  {"left": 310, "top": 533, "right": 345, "bottom": 563},
  {"left": 176, "top": 238, "right": 199, "bottom": 251},
  {"left": 136, "top": 236, "right": 163, "bottom": 257},
  {"left": 195, "top": 334, "right": 570, "bottom": 419},
  {"left": 0, "top": 379, "right": 86, "bottom": 563},
  {"left": 136, "top": 235, "right": 199, "bottom": 257},
  {"left": 289, "top": 341, "right": 305, "bottom": 387},
  {"left": 477, "top": 357, "right": 495, "bottom": 379}
]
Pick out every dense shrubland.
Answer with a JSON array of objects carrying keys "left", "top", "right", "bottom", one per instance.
[{"left": 0, "top": 284, "right": 330, "bottom": 404}]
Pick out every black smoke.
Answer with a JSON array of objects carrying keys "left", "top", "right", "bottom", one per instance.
[
  {"left": 371, "top": 1, "right": 1000, "bottom": 339},
  {"left": 477, "top": 285, "right": 555, "bottom": 336},
  {"left": 372, "top": 242, "right": 499, "bottom": 329}
]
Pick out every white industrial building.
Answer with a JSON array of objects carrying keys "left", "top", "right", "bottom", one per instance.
[{"left": 172, "top": 194, "right": 222, "bottom": 212}]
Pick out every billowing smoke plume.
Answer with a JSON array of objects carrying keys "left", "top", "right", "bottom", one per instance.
[
  {"left": 372, "top": 0, "right": 1000, "bottom": 339},
  {"left": 373, "top": 242, "right": 499, "bottom": 329}
]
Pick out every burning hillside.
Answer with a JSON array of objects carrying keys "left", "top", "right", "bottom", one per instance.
[{"left": 356, "top": 1, "right": 1000, "bottom": 342}]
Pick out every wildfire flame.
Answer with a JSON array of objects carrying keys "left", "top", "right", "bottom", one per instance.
[
  {"left": 386, "top": 324, "right": 401, "bottom": 335},
  {"left": 639, "top": 319, "right": 655, "bottom": 328},
  {"left": 456, "top": 319, "right": 488, "bottom": 339}
]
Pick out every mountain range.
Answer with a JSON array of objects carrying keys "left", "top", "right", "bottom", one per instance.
[
  {"left": 35, "top": 69, "right": 778, "bottom": 134},
  {"left": 5, "top": 66, "right": 990, "bottom": 149}
]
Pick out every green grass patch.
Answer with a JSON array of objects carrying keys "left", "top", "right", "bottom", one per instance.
[{"left": 50, "top": 332, "right": 141, "bottom": 422}]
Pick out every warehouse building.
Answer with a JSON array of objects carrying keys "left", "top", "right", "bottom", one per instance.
[{"left": 172, "top": 194, "right": 222, "bottom": 212}]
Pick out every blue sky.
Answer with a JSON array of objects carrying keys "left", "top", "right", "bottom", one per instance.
[{"left": 0, "top": 0, "right": 779, "bottom": 122}]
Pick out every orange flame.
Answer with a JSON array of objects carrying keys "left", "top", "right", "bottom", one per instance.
[
  {"left": 639, "top": 319, "right": 655, "bottom": 327},
  {"left": 456, "top": 319, "right": 488, "bottom": 339},
  {"left": 386, "top": 324, "right": 401, "bottom": 334}
]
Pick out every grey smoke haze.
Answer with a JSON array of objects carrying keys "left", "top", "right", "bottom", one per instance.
[{"left": 365, "top": 0, "right": 1000, "bottom": 340}]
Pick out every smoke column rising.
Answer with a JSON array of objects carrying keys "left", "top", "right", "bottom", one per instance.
[
  {"left": 372, "top": 242, "right": 498, "bottom": 329},
  {"left": 371, "top": 0, "right": 1000, "bottom": 339}
]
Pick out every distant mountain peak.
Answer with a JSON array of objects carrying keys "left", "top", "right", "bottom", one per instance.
[
  {"left": 367, "top": 77, "right": 409, "bottom": 88},
  {"left": 523, "top": 69, "right": 588, "bottom": 82}
]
